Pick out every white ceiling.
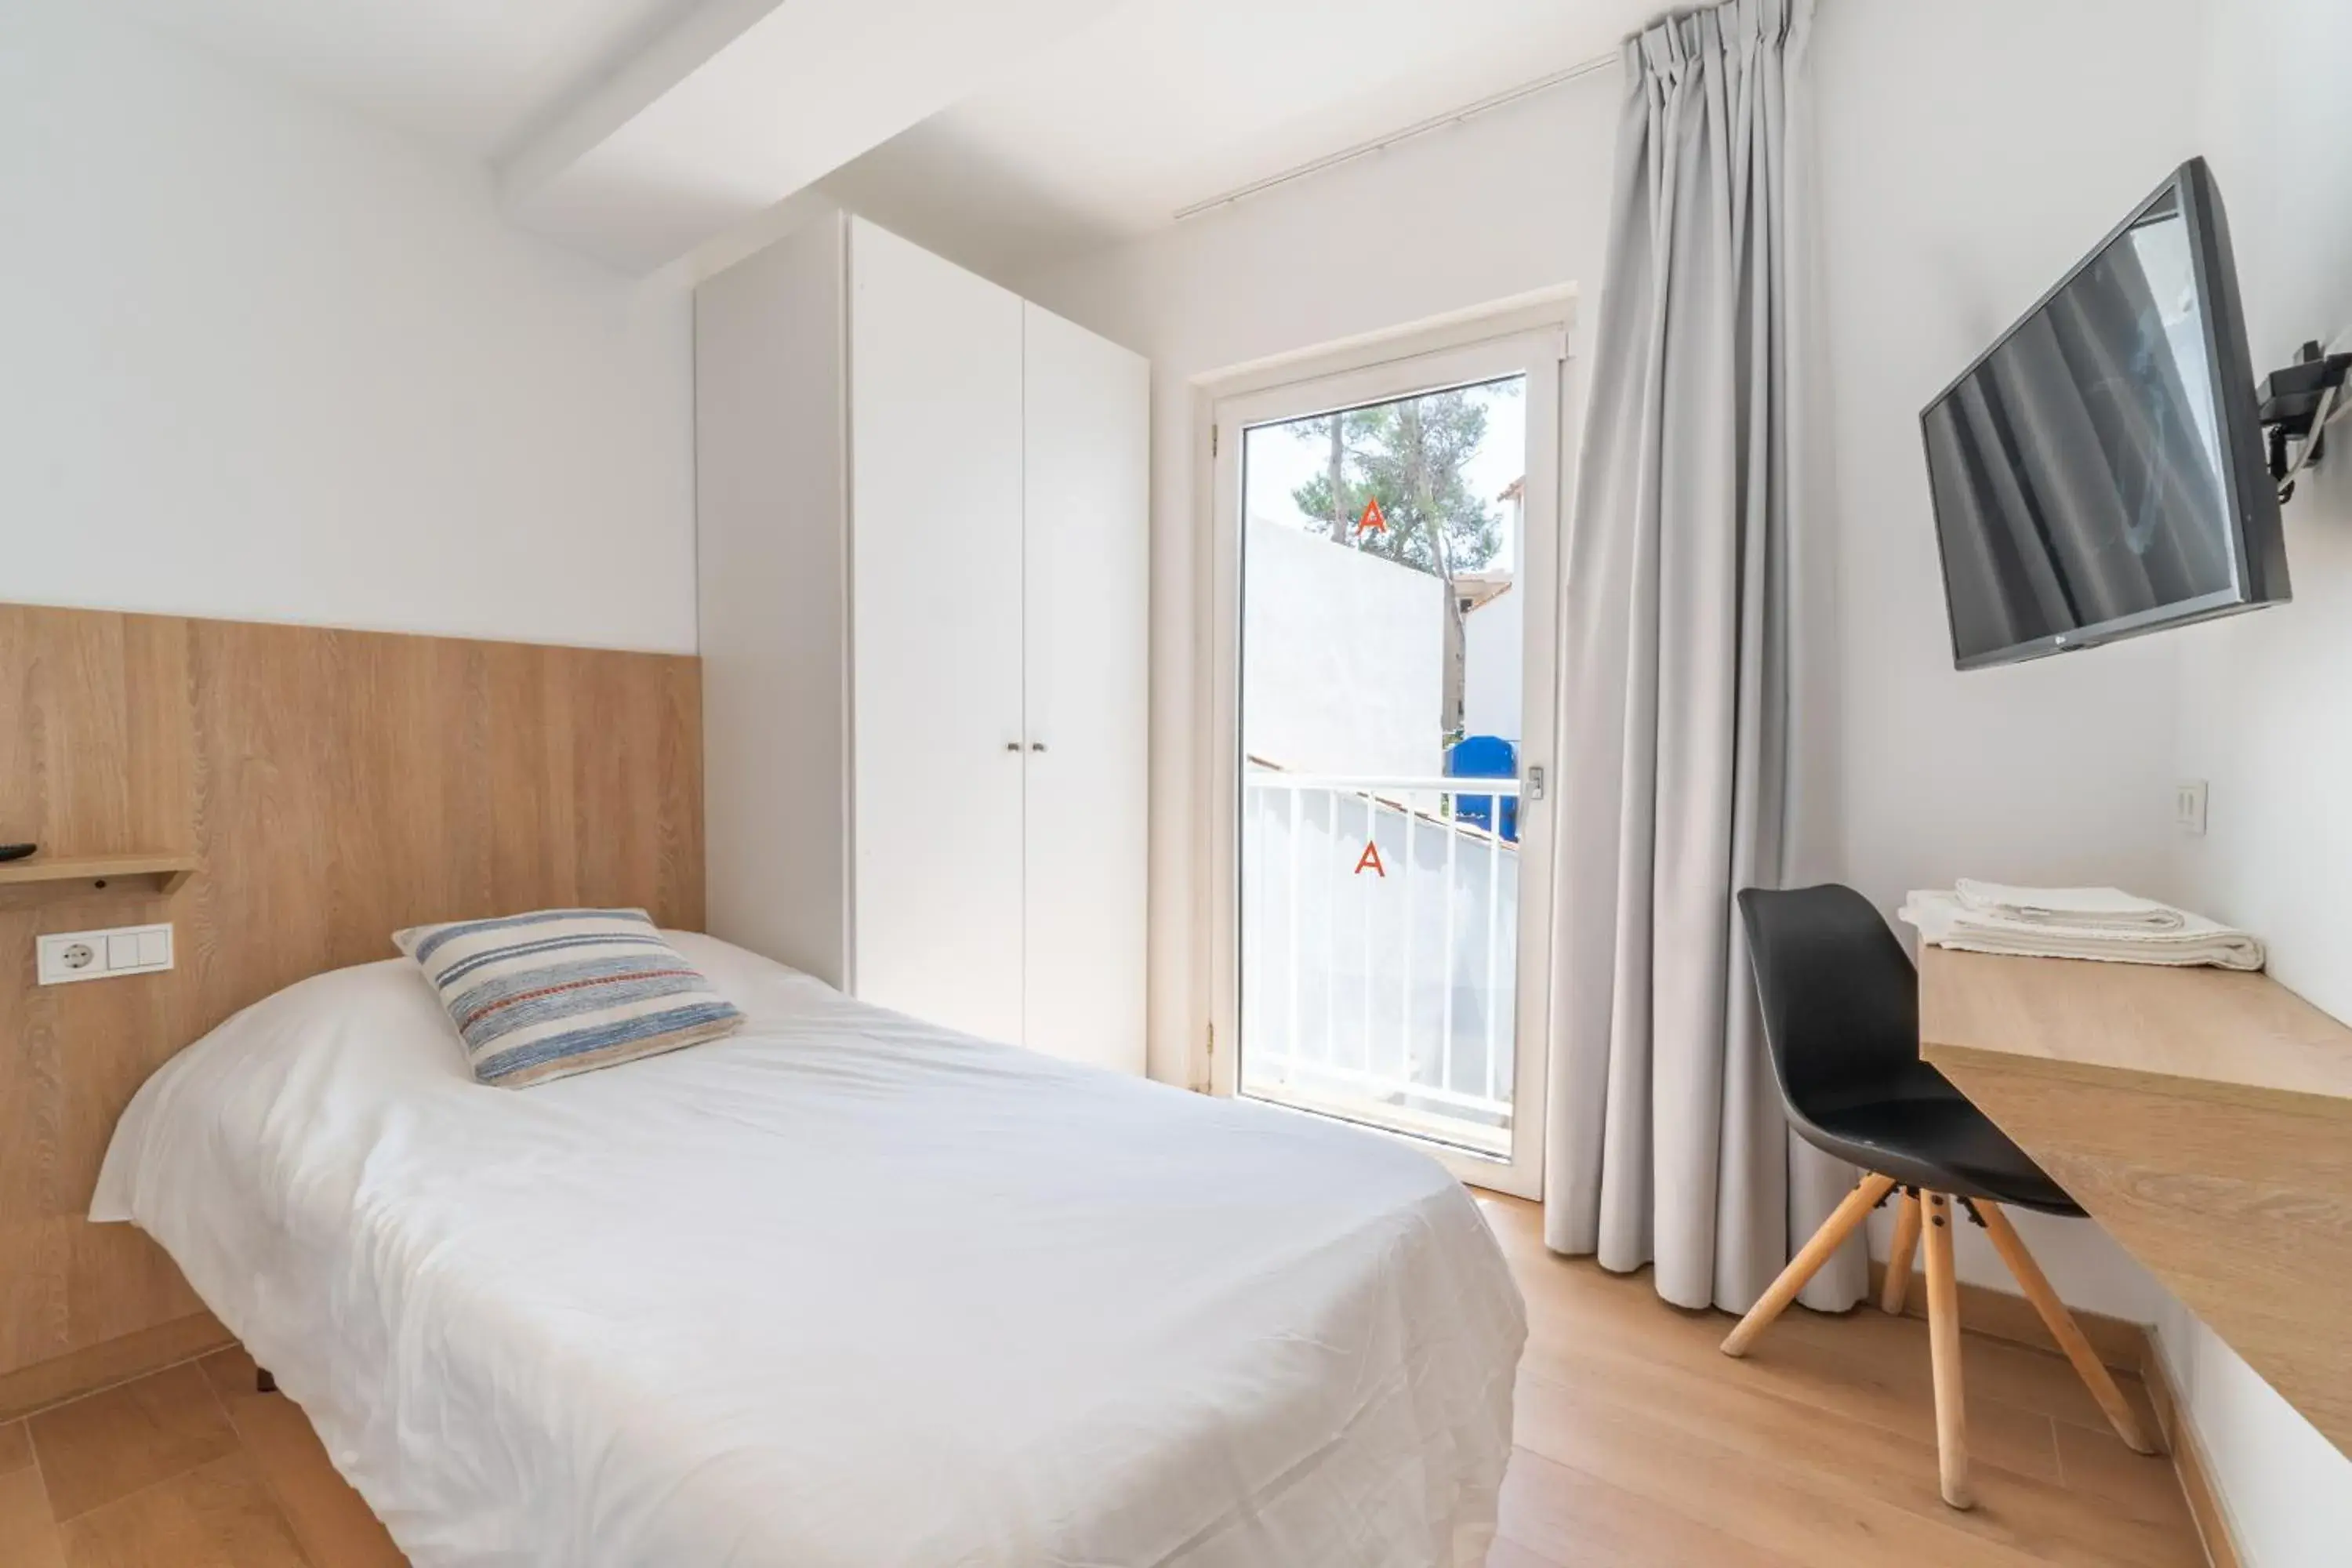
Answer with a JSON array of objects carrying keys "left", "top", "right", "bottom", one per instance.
[
  {"left": 499, "top": 0, "right": 1123, "bottom": 271},
  {"left": 822, "top": 0, "right": 1657, "bottom": 275},
  {"left": 107, "top": 0, "right": 1659, "bottom": 274},
  {"left": 111, "top": 0, "right": 706, "bottom": 161}
]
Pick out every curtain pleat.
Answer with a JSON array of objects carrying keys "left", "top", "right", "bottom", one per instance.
[{"left": 1544, "top": 0, "right": 1859, "bottom": 1315}]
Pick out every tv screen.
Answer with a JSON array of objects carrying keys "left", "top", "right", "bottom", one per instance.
[{"left": 1921, "top": 158, "right": 2288, "bottom": 670}]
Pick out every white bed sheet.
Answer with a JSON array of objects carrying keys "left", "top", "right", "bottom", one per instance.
[{"left": 93, "top": 934, "right": 1524, "bottom": 1567}]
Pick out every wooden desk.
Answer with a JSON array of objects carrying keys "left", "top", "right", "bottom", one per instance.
[{"left": 1919, "top": 946, "right": 2352, "bottom": 1457}]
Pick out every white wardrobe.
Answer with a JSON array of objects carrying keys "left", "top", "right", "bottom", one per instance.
[{"left": 696, "top": 212, "right": 1149, "bottom": 1076}]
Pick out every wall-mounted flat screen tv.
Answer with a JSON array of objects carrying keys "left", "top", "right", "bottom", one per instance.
[{"left": 1921, "top": 157, "right": 2288, "bottom": 670}]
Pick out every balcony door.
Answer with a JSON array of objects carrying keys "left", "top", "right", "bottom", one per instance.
[{"left": 1207, "top": 321, "right": 1566, "bottom": 1199}]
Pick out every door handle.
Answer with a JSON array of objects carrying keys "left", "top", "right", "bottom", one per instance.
[
  {"left": 1005, "top": 742, "right": 1022, "bottom": 753},
  {"left": 1525, "top": 764, "right": 1546, "bottom": 802},
  {"left": 1030, "top": 742, "right": 1047, "bottom": 753}
]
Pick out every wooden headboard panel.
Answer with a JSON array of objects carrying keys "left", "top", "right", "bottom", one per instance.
[{"left": 0, "top": 602, "right": 702, "bottom": 1394}]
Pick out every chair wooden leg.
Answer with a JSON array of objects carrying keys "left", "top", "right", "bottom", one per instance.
[
  {"left": 1882, "top": 1189, "right": 1922, "bottom": 1315},
  {"left": 1922, "top": 1191, "right": 1973, "bottom": 1509},
  {"left": 1721, "top": 1173, "right": 1894, "bottom": 1357},
  {"left": 1975, "top": 1201, "right": 2161, "bottom": 1455}
]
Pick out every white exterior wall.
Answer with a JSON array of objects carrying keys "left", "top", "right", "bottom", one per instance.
[
  {"left": 1459, "top": 586, "right": 1523, "bottom": 743},
  {"left": 1243, "top": 518, "right": 1445, "bottom": 778}
]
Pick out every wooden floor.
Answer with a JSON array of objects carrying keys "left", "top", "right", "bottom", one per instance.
[
  {"left": 0, "top": 1347, "right": 401, "bottom": 1568},
  {"left": 0, "top": 1198, "right": 2201, "bottom": 1567},
  {"left": 1479, "top": 1195, "right": 2202, "bottom": 1568}
]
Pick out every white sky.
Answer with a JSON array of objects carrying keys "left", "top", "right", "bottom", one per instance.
[{"left": 1243, "top": 374, "right": 1527, "bottom": 572}]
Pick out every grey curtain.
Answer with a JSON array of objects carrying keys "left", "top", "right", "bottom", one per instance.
[{"left": 1544, "top": 0, "right": 1859, "bottom": 1314}]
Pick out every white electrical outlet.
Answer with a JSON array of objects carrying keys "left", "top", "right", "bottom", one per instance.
[
  {"left": 2175, "top": 779, "right": 2209, "bottom": 837},
  {"left": 37, "top": 924, "right": 173, "bottom": 985}
]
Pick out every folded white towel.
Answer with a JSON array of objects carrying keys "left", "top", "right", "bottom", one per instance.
[
  {"left": 1900, "top": 889, "right": 2265, "bottom": 971},
  {"left": 1952, "top": 879, "right": 2187, "bottom": 933}
]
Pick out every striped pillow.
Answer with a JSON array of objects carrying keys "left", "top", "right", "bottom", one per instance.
[{"left": 394, "top": 909, "right": 743, "bottom": 1087}]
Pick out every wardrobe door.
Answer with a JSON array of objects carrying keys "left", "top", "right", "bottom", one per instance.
[
  {"left": 848, "top": 220, "right": 1028, "bottom": 1044},
  {"left": 1020, "top": 302, "right": 1149, "bottom": 1073}
]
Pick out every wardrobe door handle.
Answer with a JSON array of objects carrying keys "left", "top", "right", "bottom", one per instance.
[
  {"left": 1005, "top": 742, "right": 1022, "bottom": 753},
  {"left": 1030, "top": 742, "right": 1047, "bottom": 753}
]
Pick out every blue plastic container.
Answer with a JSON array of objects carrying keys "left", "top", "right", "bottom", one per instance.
[{"left": 1446, "top": 735, "right": 1519, "bottom": 842}]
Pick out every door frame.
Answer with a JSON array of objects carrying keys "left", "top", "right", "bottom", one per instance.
[{"left": 1196, "top": 297, "right": 1579, "bottom": 1199}]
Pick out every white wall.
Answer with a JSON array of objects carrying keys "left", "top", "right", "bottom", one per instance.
[
  {"left": 1813, "top": 0, "right": 2230, "bottom": 1327},
  {"left": 1823, "top": 2, "right": 2352, "bottom": 1554},
  {"left": 2158, "top": 2, "right": 2352, "bottom": 1563},
  {"left": 1815, "top": 0, "right": 2205, "bottom": 927},
  {"left": 1460, "top": 586, "right": 1523, "bottom": 743},
  {"left": 1243, "top": 517, "right": 1445, "bottom": 779},
  {"left": 1020, "top": 0, "right": 2174, "bottom": 1310},
  {"left": 1024, "top": 11, "right": 2348, "bottom": 1549},
  {"left": 1018, "top": 75, "right": 1621, "bottom": 1085},
  {"left": 0, "top": 5, "right": 696, "bottom": 653}
]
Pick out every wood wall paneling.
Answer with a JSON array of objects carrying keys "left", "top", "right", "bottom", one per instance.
[{"left": 0, "top": 604, "right": 702, "bottom": 1383}]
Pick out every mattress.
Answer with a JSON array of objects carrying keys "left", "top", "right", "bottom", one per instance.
[{"left": 92, "top": 932, "right": 1525, "bottom": 1567}]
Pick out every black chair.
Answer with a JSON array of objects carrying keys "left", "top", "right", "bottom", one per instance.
[{"left": 1719, "top": 884, "right": 2158, "bottom": 1509}]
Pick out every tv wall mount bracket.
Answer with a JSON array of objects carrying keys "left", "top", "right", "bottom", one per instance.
[{"left": 2259, "top": 339, "right": 2352, "bottom": 503}]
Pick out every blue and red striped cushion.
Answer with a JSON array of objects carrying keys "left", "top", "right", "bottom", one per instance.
[{"left": 394, "top": 909, "right": 743, "bottom": 1087}]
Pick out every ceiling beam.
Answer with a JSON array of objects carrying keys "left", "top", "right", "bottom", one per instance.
[{"left": 496, "top": 0, "right": 1120, "bottom": 274}]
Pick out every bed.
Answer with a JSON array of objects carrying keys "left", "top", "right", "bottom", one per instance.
[{"left": 92, "top": 932, "right": 1525, "bottom": 1567}]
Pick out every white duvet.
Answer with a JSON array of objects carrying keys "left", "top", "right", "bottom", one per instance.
[{"left": 93, "top": 934, "right": 1524, "bottom": 1567}]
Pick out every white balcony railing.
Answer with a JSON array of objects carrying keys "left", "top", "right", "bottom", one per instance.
[{"left": 1240, "top": 769, "right": 1519, "bottom": 1157}]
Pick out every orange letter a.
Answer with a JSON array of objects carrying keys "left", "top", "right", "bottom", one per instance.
[{"left": 1353, "top": 840, "right": 1386, "bottom": 877}]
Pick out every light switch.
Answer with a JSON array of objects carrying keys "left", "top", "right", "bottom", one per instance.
[{"left": 38, "top": 924, "right": 175, "bottom": 985}]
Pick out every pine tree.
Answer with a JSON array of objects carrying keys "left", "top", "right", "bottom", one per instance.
[
  {"left": 1283, "top": 382, "right": 1519, "bottom": 739},
  {"left": 1285, "top": 387, "right": 1509, "bottom": 579}
]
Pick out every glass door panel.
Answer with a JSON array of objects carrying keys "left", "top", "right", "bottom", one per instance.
[{"left": 1236, "top": 371, "right": 1541, "bottom": 1172}]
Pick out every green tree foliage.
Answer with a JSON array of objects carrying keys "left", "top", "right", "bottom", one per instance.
[{"left": 1286, "top": 387, "right": 1512, "bottom": 581}]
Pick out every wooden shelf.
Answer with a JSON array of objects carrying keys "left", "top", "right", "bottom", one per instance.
[
  {"left": 1919, "top": 946, "right": 2352, "bottom": 1458},
  {"left": 0, "top": 853, "right": 198, "bottom": 897}
]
